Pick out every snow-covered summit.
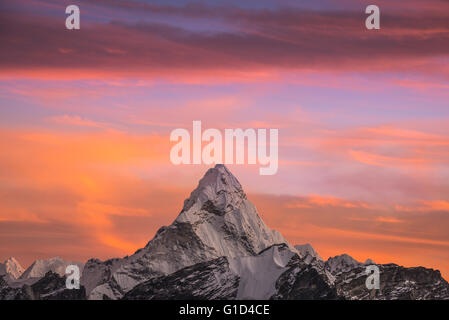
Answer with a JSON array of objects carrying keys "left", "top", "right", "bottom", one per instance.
[
  {"left": 325, "top": 254, "right": 361, "bottom": 275},
  {"left": 295, "top": 243, "right": 323, "bottom": 262},
  {"left": 0, "top": 257, "right": 24, "bottom": 280},
  {"left": 20, "top": 257, "right": 84, "bottom": 279},
  {"left": 179, "top": 164, "right": 245, "bottom": 216},
  {"left": 173, "top": 164, "right": 288, "bottom": 257}
]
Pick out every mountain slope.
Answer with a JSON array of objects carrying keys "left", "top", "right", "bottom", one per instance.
[
  {"left": 123, "top": 256, "right": 239, "bottom": 300},
  {"left": 325, "top": 254, "right": 362, "bottom": 275},
  {"left": 123, "top": 244, "right": 336, "bottom": 300},
  {"left": 295, "top": 244, "right": 323, "bottom": 262},
  {"left": 0, "top": 257, "right": 24, "bottom": 280},
  {"left": 271, "top": 254, "right": 339, "bottom": 300},
  {"left": 334, "top": 264, "right": 449, "bottom": 300},
  {"left": 1, "top": 271, "right": 86, "bottom": 300},
  {"left": 229, "top": 244, "right": 295, "bottom": 299},
  {"left": 20, "top": 257, "right": 84, "bottom": 280}
]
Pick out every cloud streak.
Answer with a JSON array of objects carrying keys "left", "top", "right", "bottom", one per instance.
[{"left": 1, "top": 1, "right": 449, "bottom": 79}]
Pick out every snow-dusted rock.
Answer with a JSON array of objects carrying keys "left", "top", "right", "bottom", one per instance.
[
  {"left": 123, "top": 256, "right": 239, "bottom": 300},
  {"left": 123, "top": 243, "right": 337, "bottom": 300},
  {"left": 1, "top": 271, "right": 86, "bottom": 300},
  {"left": 20, "top": 257, "right": 84, "bottom": 280},
  {"left": 230, "top": 244, "right": 296, "bottom": 299},
  {"left": 334, "top": 264, "right": 449, "bottom": 300},
  {"left": 295, "top": 244, "right": 323, "bottom": 262},
  {"left": 325, "top": 254, "right": 362, "bottom": 275},
  {"left": 0, "top": 257, "right": 24, "bottom": 280},
  {"left": 271, "top": 253, "right": 339, "bottom": 300}
]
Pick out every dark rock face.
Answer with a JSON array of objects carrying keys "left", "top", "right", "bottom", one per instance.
[
  {"left": 28, "top": 271, "right": 87, "bottom": 300},
  {"left": 81, "top": 258, "right": 121, "bottom": 293},
  {"left": 123, "top": 257, "right": 239, "bottom": 300},
  {"left": 0, "top": 271, "right": 86, "bottom": 300},
  {"left": 335, "top": 264, "right": 449, "bottom": 300},
  {"left": 122, "top": 244, "right": 342, "bottom": 301},
  {"left": 0, "top": 275, "right": 22, "bottom": 300},
  {"left": 201, "top": 200, "right": 226, "bottom": 216},
  {"left": 120, "top": 254, "right": 449, "bottom": 301},
  {"left": 271, "top": 255, "right": 339, "bottom": 300}
]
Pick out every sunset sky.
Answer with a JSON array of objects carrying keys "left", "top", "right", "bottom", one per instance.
[{"left": 1, "top": 0, "right": 449, "bottom": 279}]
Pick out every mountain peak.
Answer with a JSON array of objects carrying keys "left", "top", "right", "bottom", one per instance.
[
  {"left": 171, "top": 164, "right": 287, "bottom": 257},
  {"left": 325, "top": 254, "right": 361, "bottom": 275},
  {"left": 364, "top": 258, "right": 376, "bottom": 265},
  {"left": 294, "top": 243, "right": 323, "bottom": 261},
  {"left": 179, "top": 164, "right": 246, "bottom": 217},
  {"left": 197, "top": 164, "right": 243, "bottom": 193},
  {"left": 1, "top": 257, "right": 24, "bottom": 279},
  {"left": 20, "top": 257, "right": 84, "bottom": 280}
]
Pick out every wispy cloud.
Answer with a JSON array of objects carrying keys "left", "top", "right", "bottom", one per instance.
[
  {"left": 48, "top": 115, "right": 108, "bottom": 128},
  {"left": 1, "top": 1, "right": 449, "bottom": 79}
]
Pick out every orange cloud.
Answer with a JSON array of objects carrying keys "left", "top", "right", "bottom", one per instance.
[
  {"left": 97, "top": 233, "right": 141, "bottom": 254},
  {"left": 348, "top": 149, "right": 429, "bottom": 168},
  {"left": 302, "top": 124, "right": 449, "bottom": 174},
  {"left": 0, "top": 128, "right": 175, "bottom": 262},
  {"left": 396, "top": 200, "right": 449, "bottom": 212},
  {"left": 250, "top": 193, "right": 449, "bottom": 279},
  {"left": 376, "top": 217, "right": 403, "bottom": 224},
  {"left": 48, "top": 115, "right": 108, "bottom": 128},
  {"left": 286, "top": 195, "right": 375, "bottom": 209}
]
